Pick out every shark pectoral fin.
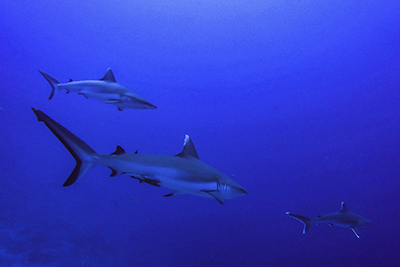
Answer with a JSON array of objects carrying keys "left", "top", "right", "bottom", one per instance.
[
  {"left": 78, "top": 93, "right": 89, "bottom": 99},
  {"left": 201, "top": 190, "right": 225, "bottom": 204},
  {"left": 351, "top": 227, "right": 360, "bottom": 238}
]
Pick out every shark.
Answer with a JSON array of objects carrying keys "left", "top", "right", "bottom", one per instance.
[
  {"left": 286, "top": 202, "right": 372, "bottom": 238},
  {"left": 32, "top": 108, "right": 247, "bottom": 204},
  {"left": 39, "top": 68, "right": 156, "bottom": 111}
]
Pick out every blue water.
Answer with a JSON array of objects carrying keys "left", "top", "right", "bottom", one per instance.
[{"left": 1, "top": 0, "right": 400, "bottom": 266}]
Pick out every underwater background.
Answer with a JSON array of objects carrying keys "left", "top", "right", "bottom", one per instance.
[{"left": 1, "top": 0, "right": 400, "bottom": 266}]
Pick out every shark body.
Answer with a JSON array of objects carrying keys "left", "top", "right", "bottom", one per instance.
[
  {"left": 286, "top": 202, "right": 371, "bottom": 238},
  {"left": 32, "top": 108, "right": 247, "bottom": 204},
  {"left": 39, "top": 69, "right": 156, "bottom": 110}
]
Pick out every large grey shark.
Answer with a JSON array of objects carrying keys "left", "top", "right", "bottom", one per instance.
[
  {"left": 32, "top": 108, "right": 247, "bottom": 204},
  {"left": 39, "top": 69, "right": 156, "bottom": 110},
  {"left": 286, "top": 202, "right": 371, "bottom": 238}
]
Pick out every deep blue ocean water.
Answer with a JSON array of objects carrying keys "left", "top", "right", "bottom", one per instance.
[{"left": 1, "top": 0, "right": 400, "bottom": 266}]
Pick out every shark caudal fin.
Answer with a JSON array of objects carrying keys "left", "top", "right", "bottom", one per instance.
[
  {"left": 286, "top": 212, "right": 313, "bottom": 234},
  {"left": 32, "top": 108, "right": 97, "bottom": 186},
  {"left": 38, "top": 70, "right": 61, "bottom": 100}
]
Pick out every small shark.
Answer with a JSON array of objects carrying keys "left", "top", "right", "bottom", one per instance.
[
  {"left": 39, "top": 69, "right": 156, "bottom": 110},
  {"left": 32, "top": 108, "right": 247, "bottom": 204},
  {"left": 286, "top": 202, "right": 372, "bottom": 238}
]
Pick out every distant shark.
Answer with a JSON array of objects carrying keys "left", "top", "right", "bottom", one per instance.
[
  {"left": 32, "top": 108, "right": 247, "bottom": 204},
  {"left": 39, "top": 69, "right": 156, "bottom": 110},
  {"left": 286, "top": 202, "right": 371, "bottom": 238}
]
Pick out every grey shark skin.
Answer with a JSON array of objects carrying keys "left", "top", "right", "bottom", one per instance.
[
  {"left": 32, "top": 108, "right": 247, "bottom": 204},
  {"left": 286, "top": 202, "right": 371, "bottom": 238},
  {"left": 39, "top": 69, "right": 156, "bottom": 110}
]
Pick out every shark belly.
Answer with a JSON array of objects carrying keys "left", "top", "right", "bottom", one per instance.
[
  {"left": 99, "top": 155, "right": 219, "bottom": 197},
  {"left": 60, "top": 82, "right": 123, "bottom": 102}
]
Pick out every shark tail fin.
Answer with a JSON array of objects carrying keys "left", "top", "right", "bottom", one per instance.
[
  {"left": 286, "top": 212, "right": 313, "bottom": 234},
  {"left": 38, "top": 70, "right": 61, "bottom": 100},
  {"left": 32, "top": 108, "right": 98, "bottom": 186}
]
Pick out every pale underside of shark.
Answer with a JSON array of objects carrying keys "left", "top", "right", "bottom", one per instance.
[
  {"left": 286, "top": 202, "right": 372, "bottom": 238},
  {"left": 39, "top": 68, "right": 156, "bottom": 111},
  {"left": 32, "top": 108, "right": 247, "bottom": 204}
]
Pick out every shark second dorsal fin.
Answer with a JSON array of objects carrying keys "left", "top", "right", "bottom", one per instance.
[
  {"left": 100, "top": 68, "right": 116, "bottom": 82},
  {"left": 340, "top": 202, "right": 348, "bottom": 213},
  {"left": 111, "top": 146, "right": 126, "bottom": 155},
  {"left": 175, "top": 135, "right": 199, "bottom": 159}
]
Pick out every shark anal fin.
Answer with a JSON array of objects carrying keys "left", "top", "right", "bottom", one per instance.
[
  {"left": 131, "top": 176, "right": 160, "bottom": 187},
  {"left": 351, "top": 227, "right": 360, "bottom": 238},
  {"left": 201, "top": 190, "right": 225, "bottom": 204},
  {"left": 109, "top": 168, "right": 119, "bottom": 177},
  {"left": 110, "top": 146, "right": 126, "bottom": 155}
]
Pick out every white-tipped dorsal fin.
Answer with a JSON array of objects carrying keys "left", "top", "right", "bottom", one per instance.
[
  {"left": 340, "top": 202, "right": 348, "bottom": 213},
  {"left": 100, "top": 68, "right": 116, "bottom": 82},
  {"left": 175, "top": 135, "right": 199, "bottom": 159}
]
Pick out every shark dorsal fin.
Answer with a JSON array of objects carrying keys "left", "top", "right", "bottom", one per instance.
[
  {"left": 100, "top": 68, "right": 116, "bottom": 82},
  {"left": 340, "top": 202, "right": 348, "bottom": 213},
  {"left": 111, "top": 145, "right": 126, "bottom": 155},
  {"left": 175, "top": 135, "right": 199, "bottom": 159}
]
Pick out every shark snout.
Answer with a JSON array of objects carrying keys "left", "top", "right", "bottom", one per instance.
[
  {"left": 237, "top": 187, "right": 248, "bottom": 195},
  {"left": 147, "top": 103, "right": 157, "bottom": 109},
  {"left": 230, "top": 186, "right": 248, "bottom": 196}
]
